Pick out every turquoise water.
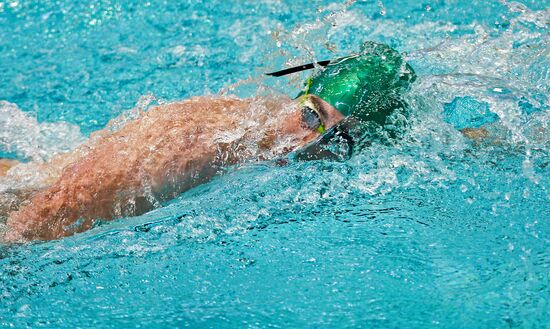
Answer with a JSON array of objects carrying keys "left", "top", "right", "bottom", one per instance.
[{"left": 1, "top": 0, "right": 549, "bottom": 327}]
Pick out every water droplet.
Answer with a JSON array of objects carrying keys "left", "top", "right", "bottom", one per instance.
[{"left": 378, "top": 1, "right": 386, "bottom": 16}]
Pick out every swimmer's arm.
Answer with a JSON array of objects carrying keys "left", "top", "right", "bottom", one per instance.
[
  {"left": 5, "top": 98, "right": 245, "bottom": 241},
  {"left": 0, "top": 159, "right": 18, "bottom": 176},
  {"left": 0, "top": 151, "right": 86, "bottom": 220}
]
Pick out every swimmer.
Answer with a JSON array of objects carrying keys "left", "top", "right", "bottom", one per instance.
[{"left": 1, "top": 42, "right": 415, "bottom": 242}]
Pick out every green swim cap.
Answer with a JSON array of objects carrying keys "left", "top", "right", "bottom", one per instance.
[{"left": 300, "top": 41, "right": 416, "bottom": 125}]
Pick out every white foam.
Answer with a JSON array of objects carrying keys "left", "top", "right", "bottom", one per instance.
[{"left": 0, "top": 101, "right": 86, "bottom": 162}]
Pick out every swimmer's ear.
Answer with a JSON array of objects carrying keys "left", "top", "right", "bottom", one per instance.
[{"left": 265, "top": 60, "right": 331, "bottom": 77}]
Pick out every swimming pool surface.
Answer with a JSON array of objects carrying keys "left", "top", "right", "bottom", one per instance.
[{"left": 1, "top": 0, "right": 549, "bottom": 327}]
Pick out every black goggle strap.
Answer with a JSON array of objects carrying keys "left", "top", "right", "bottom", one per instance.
[
  {"left": 265, "top": 53, "right": 359, "bottom": 77},
  {"left": 265, "top": 60, "right": 331, "bottom": 77}
]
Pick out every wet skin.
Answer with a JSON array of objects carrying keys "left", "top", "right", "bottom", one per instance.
[{"left": 2, "top": 94, "right": 344, "bottom": 242}]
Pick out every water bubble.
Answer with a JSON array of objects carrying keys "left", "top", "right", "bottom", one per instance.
[{"left": 378, "top": 1, "right": 386, "bottom": 16}]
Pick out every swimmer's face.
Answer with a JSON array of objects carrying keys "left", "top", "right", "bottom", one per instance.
[{"left": 280, "top": 94, "right": 345, "bottom": 146}]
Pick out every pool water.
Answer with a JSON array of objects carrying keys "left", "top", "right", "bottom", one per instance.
[{"left": 1, "top": 0, "right": 549, "bottom": 327}]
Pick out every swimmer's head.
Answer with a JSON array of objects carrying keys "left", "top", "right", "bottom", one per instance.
[{"left": 268, "top": 41, "right": 416, "bottom": 159}]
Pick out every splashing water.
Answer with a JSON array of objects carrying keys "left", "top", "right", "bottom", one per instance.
[
  {"left": 1, "top": 0, "right": 549, "bottom": 328},
  {"left": 0, "top": 101, "right": 86, "bottom": 161}
]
